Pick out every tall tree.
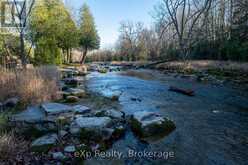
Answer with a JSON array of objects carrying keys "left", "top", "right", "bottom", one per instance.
[
  {"left": 29, "top": 0, "right": 77, "bottom": 65},
  {"left": 79, "top": 3, "right": 100, "bottom": 64}
]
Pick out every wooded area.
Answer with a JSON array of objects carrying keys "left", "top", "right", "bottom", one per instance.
[
  {"left": 0, "top": 0, "right": 99, "bottom": 68},
  {"left": 89, "top": 0, "right": 248, "bottom": 62}
]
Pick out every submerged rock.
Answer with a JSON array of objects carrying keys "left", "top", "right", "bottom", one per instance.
[
  {"left": 130, "top": 111, "right": 175, "bottom": 138},
  {"left": 31, "top": 134, "right": 58, "bottom": 152},
  {"left": 169, "top": 86, "right": 195, "bottom": 96},
  {"left": 41, "top": 103, "right": 73, "bottom": 115}
]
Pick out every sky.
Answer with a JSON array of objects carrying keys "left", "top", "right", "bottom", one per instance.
[{"left": 64, "top": 0, "right": 159, "bottom": 49}]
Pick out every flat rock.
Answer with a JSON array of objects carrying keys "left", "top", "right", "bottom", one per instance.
[
  {"left": 59, "top": 130, "right": 68, "bottom": 138},
  {"left": 11, "top": 106, "right": 46, "bottom": 123},
  {"left": 41, "top": 103, "right": 73, "bottom": 115},
  {"left": 105, "top": 109, "right": 125, "bottom": 119},
  {"left": 66, "top": 88, "right": 86, "bottom": 97},
  {"left": 130, "top": 111, "right": 175, "bottom": 138},
  {"left": 52, "top": 152, "right": 66, "bottom": 160},
  {"left": 64, "top": 145, "right": 76, "bottom": 153},
  {"left": 96, "top": 109, "right": 124, "bottom": 119},
  {"left": 74, "top": 116, "right": 111, "bottom": 130},
  {"left": 31, "top": 134, "right": 58, "bottom": 152},
  {"left": 73, "top": 105, "right": 91, "bottom": 114},
  {"left": 70, "top": 117, "right": 112, "bottom": 135}
]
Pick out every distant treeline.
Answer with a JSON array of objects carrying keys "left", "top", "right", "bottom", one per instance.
[{"left": 88, "top": 0, "right": 248, "bottom": 62}]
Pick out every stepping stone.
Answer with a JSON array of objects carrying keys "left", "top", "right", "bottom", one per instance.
[
  {"left": 11, "top": 106, "right": 46, "bottom": 123},
  {"left": 73, "top": 105, "right": 91, "bottom": 114},
  {"left": 52, "top": 152, "right": 66, "bottom": 160},
  {"left": 95, "top": 109, "right": 124, "bottom": 119},
  {"left": 66, "top": 88, "right": 86, "bottom": 97},
  {"left": 41, "top": 103, "right": 73, "bottom": 115},
  {"left": 130, "top": 111, "right": 176, "bottom": 138},
  {"left": 64, "top": 145, "right": 76, "bottom": 153},
  {"left": 70, "top": 117, "right": 112, "bottom": 135},
  {"left": 31, "top": 134, "right": 58, "bottom": 152}
]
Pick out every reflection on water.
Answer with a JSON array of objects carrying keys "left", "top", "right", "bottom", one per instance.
[{"left": 85, "top": 70, "right": 248, "bottom": 165}]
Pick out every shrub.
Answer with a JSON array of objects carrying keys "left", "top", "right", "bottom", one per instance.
[{"left": 0, "top": 66, "right": 61, "bottom": 106}]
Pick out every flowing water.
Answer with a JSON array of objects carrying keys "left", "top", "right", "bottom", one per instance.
[{"left": 84, "top": 70, "right": 248, "bottom": 165}]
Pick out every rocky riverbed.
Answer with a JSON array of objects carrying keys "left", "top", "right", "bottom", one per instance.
[{"left": 2, "top": 64, "right": 248, "bottom": 164}]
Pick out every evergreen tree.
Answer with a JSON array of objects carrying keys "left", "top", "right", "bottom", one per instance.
[
  {"left": 29, "top": 0, "right": 77, "bottom": 65},
  {"left": 79, "top": 3, "right": 100, "bottom": 64}
]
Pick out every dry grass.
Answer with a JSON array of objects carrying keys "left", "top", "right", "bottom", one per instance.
[
  {"left": 156, "top": 60, "right": 248, "bottom": 73},
  {"left": 0, "top": 131, "right": 29, "bottom": 162},
  {"left": 0, "top": 66, "right": 61, "bottom": 105}
]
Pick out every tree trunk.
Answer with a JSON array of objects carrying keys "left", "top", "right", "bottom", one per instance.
[
  {"left": 20, "top": 31, "right": 26, "bottom": 69},
  {"left": 66, "top": 48, "right": 69, "bottom": 63},
  {"left": 80, "top": 46, "right": 88, "bottom": 64},
  {"left": 69, "top": 49, "right": 72, "bottom": 63}
]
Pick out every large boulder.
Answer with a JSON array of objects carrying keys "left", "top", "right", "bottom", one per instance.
[
  {"left": 31, "top": 134, "right": 58, "bottom": 153},
  {"left": 41, "top": 103, "right": 73, "bottom": 115},
  {"left": 130, "top": 111, "right": 175, "bottom": 138}
]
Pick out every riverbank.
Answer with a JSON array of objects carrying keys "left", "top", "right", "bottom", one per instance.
[{"left": 96, "top": 60, "right": 248, "bottom": 88}]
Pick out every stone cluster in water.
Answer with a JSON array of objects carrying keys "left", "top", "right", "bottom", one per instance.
[{"left": 8, "top": 66, "right": 176, "bottom": 163}]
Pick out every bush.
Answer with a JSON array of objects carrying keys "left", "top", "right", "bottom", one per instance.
[{"left": 0, "top": 66, "right": 61, "bottom": 105}]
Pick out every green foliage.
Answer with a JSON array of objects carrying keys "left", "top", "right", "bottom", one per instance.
[
  {"left": 29, "top": 0, "right": 77, "bottom": 65},
  {"left": 79, "top": 4, "right": 100, "bottom": 50}
]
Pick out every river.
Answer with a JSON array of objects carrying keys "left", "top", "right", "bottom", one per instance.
[{"left": 84, "top": 69, "right": 248, "bottom": 165}]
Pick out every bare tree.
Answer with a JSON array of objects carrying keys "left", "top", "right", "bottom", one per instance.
[
  {"left": 156, "top": 0, "right": 212, "bottom": 59},
  {"left": 7, "top": 0, "right": 35, "bottom": 68}
]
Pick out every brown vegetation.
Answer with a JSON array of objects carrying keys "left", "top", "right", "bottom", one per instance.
[
  {"left": 155, "top": 60, "right": 248, "bottom": 73},
  {"left": 0, "top": 131, "right": 29, "bottom": 162},
  {"left": 0, "top": 66, "right": 61, "bottom": 105}
]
